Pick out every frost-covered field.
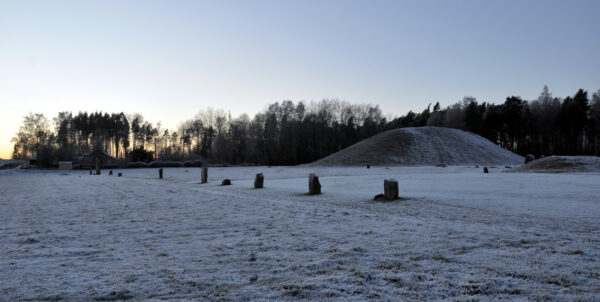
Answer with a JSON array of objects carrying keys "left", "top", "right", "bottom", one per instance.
[{"left": 1, "top": 166, "right": 600, "bottom": 301}]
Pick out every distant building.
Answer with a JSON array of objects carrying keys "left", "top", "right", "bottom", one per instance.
[
  {"left": 81, "top": 150, "right": 123, "bottom": 169},
  {"left": 58, "top": 161, "right": 73, "bottom": 170},
  {"left": 0, "top": 159, "right": 26, "bottom": 170}
]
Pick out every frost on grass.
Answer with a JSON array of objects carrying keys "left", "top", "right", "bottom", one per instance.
[{"left": 1, "top": 166, "right": 599, "bottom": 301}]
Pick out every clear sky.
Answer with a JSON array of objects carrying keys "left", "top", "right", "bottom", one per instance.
[{"left": 1, "top": 0, "right": 599, "bottom": 159}]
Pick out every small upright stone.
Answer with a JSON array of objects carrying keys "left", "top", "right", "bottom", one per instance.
[
  {"left": 384, "top": 179, "right": 399, "bottom": 200},
  {"left": 95, "top": 158, "right": 101, "bottom": 175},
  {"left": 254, "top": 173, "right": 264, "bottom": 189},
  {"left": 109, "top": 170, "right": 113, "bottom": 176},
  {"left": 525, "top": 154, "right": 535, "bottom": 164},
  {"left": 89, "top": 168, "right": 92, "bottom": 175},
  {"left": 159, "top": 168, "right": 163, "bottom": 179},
  {"left": 483, "top": 167, "right": 489, "bottom": 173},
  {"left": 308, "top": 174, "right": 321, "bottom": 195},
  {"left": 201, "top": 167, "right": 208, "bottom": 184},
  {"left": 367, "top": 164, "right": 370, "bottom": 169},
  {"left": 221, "top": 179, "right": 231, "bottom": 186},
  {"left": 373, "top": 193, "right": 385, "bottom": 201},
  {"left": 117, "top": 172, "right": 122, "bottom": 177}
]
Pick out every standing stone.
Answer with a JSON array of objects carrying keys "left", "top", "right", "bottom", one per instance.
[
  {"left": 95, "top": 158, "right": 101, "bottom": 175},
  {"left": 308, "top": 174, "right": 321, "bottom": 195},
  {"left": 384, "top": 179, "right": 399, "bottom": 200},
  {"left": 89, "top": 168, "right": 92, "bottom": 175},
  {"left": 159, "top": 168, "right": 163, "bottom": 179},
  {"left": 201, "top": 167, "right": 208, "bottom": 184},
  {"left": 367, "top": 164, "right": 370, "bottom": 169},
  {"left": 109, "top": 170, "right": 113, "bottom": 176},
  {"left": 117, "top": 172, "right": 122, "bottom": 177},
  {"left": 483, "top": 167, "right": 489, "bottom": 173},
  {"left": 525, "top": 154, "right": 535, "bottom": 164},
  {"left": 254, "top": 173, "right": 264, "bottom": 189}
]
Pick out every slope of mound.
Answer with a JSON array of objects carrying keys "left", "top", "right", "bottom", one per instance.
[
  {"left": 311, "top": 126, "right": 523, "bottom": 166},
  {"left": 511, "top": 156, "right": 600, "bottom": 173}
]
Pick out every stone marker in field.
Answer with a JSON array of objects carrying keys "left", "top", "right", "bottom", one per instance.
[
  {"left": 367, "top": 164, "right": 370, "bottom": 169},
  {"left": 525, "top": 154, "right": 535, "bottom": 164},
  {"left": 254, "top": 173, "right": 264, "bottom": 189},
  {"left": 384, "top": 179, "right": 399, "bottom": 200},
  {"left": 221, "top": 179, "right": 231, "bottom": 186},
  {"left": 373, "top": 193, "right": 385, "bottom": 200},
  {"left": 95, "top": 158, "right": 101, "bottom": 175},
  {"left": 109, "top": 170, "right": 113, "bottom": 176},
  {"left": 159, "top": 168, "right": 163, "bottom": 179},
  {"left": 308, "top": 174, "right": 321, "bottom": 195},
  {"left": 483, "top": 166, "right": 489, "bottom": 173},
  {"left": 89, "top": 168, "right": 92, "bottom": 175},
  {"left": 118, "top": 172, "right": 122, "bottom": 177},
  {"left": 201, "top": 167, "right": 208, "bottom": 184}
]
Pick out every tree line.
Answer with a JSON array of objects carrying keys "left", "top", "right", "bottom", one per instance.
[
  {"left": 11, "top": 86, "right": 600, "bottom": 167},
  {"left": 388, "top": 86, "right": 600, "bottom": 157}
]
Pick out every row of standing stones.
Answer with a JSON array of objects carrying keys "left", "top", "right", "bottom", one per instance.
[
  {"left": 160, "top": 167, "right": 399, "bottom": 201},
  {"left": 94, "top": 160, "right": 510, "bottom": 200},
  {"left": 90, "top": 152, "right": 532, "bottom": 179},
  {"left": 89, "top": 168, "right": 121, "bottom": 177}
]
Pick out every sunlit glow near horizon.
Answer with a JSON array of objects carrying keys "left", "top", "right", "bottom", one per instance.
[{"left": 1, "top": 0, "right": 599, "bottom": 158}]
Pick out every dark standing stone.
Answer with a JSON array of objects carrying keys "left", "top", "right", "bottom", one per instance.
[
  {"left": 384, "top": 179, "right": 399, "bottom": 200},
  {"left": 201, "top": 167, "right": 208, "bottom": 184},
  {"left": 89, "top": 168, "right": 92, "bottom": 175},
  {"left": 308, "top": 174, "right": 321, "bottom": 195},
  {"left": 118, "top": 172, "right": 122, "bottom": 177},
  {"left": 525, "top": 154, "right": 535, "bottom": 164},
  {"left": 483, "top": 167, "right": 489, "bottom": 173},
  {"left": 109, "top": 170, "right": 113, "bottom": 175},
  {"left": 373, "top": 193, "right": 385, "bottom": 200},
  {"left": 254, "top": 173, "right": 264, "bottom": 189},
  {"left": 159, "top": 168, "right": 163, "bottom": 179},
  {"left": 95, "top": 158, "right": 101, "bottom": 175},
  {"left": 221, "top": 179, "right": 231, "bottom": 186},
  {"left": 367, "top": 164, "right": 370, "bottom": 169}
]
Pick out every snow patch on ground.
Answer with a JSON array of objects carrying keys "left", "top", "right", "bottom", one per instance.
[{"left": 1, "top": 166, "right": 599, "bottom": 300}]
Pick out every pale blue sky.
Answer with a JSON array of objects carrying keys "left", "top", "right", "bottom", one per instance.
[{"left": 1, "top": 0, "right": 599, "bottom": 157}]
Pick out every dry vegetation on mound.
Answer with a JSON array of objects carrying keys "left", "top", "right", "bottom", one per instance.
[{"left": 311, "top": 126, "right": 523, "bottom": 166}]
